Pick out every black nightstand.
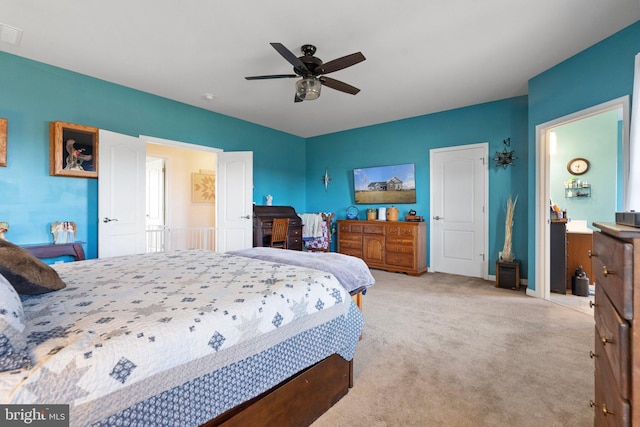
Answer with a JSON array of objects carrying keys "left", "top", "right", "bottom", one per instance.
[{"left": 496, "top": 260, "right": 520, "bottom": 290}]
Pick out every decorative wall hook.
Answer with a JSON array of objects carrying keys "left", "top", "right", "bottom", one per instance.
[
  {"left": 321, "top": 168, "right": 332, "bottom": 191},
  {"left": 493, "top": 138, "right": 517, "bottom": 169}
]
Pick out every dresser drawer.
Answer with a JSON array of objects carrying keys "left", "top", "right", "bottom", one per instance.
[
  {"left": 341, "top": 247, "right": 363, "bottom": 258},
  {"left": 386, "top": 243, "right": 414, "bottom": 255},
  {"left": 594, "top": 327, "right": 631, "bottom": 427},
  {"left": 385, "top": 236, "right": 414, "bottom": 246},
  {"left": 339, "top": 223, "right": 363, "bottom": 233},
  {"left": 363, "top": 224, "right": 385, "bottom": 234},
  {"left": 594, "top": 285, "right": 630, "bottom": 399},
  {"left": 386, "top": 225, "right": 416, "bottom": 237},
  {"left": 386, "top": 252, "right": 414, "bottom": 268},
  {"left": 289, "top": 228, "right": 302, "bottom": 237},
  {"left": 593, "top": 232, "right": 634, "bottom": 320},
  {"left": 340, "top": 234, "right": 362, "bottom": 246}
]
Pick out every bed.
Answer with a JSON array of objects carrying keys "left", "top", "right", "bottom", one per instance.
[
  {"left": 0, "top": 247, "right": 365, "bottom": 427},
  {"left": 228, "top": 246, "right": 375, "bottom": 310}
]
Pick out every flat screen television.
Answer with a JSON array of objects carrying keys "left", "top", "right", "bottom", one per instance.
[{"left": 353, "top": 163, "right": 416, "bottom": 204}]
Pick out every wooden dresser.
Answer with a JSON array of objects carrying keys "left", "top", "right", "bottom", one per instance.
[
  {"left": 591, "top": 222, "right": 640, "bottom": 426},
  {"left": 337, "top": 219, "right": 427, "bottom": 276},
  {"left": 253, "top": 205, "right": 303, "bottom": 251}
]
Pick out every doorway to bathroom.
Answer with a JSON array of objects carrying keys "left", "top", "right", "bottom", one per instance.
[{"left": 535, "top": 96, "right": 629, "bottom": 313}]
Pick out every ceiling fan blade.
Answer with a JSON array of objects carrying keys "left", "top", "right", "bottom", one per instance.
[
  {"left": 319, "top": 77, "right": 360, "bottom": 95},
  {"left": 245, "top": 74, "right": 298, "bottom": 80},
  {"left": 319, "top": 52, "right": 366, "bottom": 74},
  {"left": 270, "top": 43, "right": 308, "bottom": 72}
]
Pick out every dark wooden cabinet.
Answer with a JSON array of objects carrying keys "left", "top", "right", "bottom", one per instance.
[
  {"left": 550, "top": 220, "right": 567, "bottom": 294},
  {"left": 337, "top": 220, "right": 427, "bottom": 276},
  {"left": 496, "top": 260, "right": 520, "bottom": 290},
  {"left": 591, "top": 222, "right": 640, "bottom": 426},
  {"left": 253, "top": 205, "right": 303, "bottom": 251}
]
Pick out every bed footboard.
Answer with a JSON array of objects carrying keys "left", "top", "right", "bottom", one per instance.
[{"left": 204, "top": 354, "right": 351, "bottom": 427}]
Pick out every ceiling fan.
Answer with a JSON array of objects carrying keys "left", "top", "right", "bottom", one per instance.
[{"left": 245, "top": 43, "right": 366, "bottom": 102}]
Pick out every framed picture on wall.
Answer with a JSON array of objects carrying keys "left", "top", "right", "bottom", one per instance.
[
  {"left": 0, "top": 118, "right": 7, "bottom": 167},
  {"left": 192, "top": 172, "right": 215, "bottom": 203},
  {"left": 49, "top": 121, "right": 99, "bottom": 178}
]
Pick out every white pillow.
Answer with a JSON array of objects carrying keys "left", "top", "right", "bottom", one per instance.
[{"left": 0, "top": 273, "right": 30, "bottom": 371}]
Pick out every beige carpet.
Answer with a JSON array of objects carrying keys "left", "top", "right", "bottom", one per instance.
[{"left": 312, "top": 270, "right": 594, "bottom": 427}]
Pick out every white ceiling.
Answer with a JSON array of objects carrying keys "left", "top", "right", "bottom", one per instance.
[{"left": 1, "top": 1, "right": 639, "bottom": 138}]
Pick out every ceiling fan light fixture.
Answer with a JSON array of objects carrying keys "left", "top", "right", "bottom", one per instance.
[{"left": 295, "top": 77, "right": 321, "bottom": 101}]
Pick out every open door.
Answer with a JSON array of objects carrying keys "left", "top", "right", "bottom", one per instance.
[
  {"left": 98, "top": 130, "right": 146, "bottom": 257},
  {"left": 217, "top": 151, "right": 253, "bottom": 251}
]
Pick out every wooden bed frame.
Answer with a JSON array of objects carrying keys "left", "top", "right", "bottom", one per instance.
[{"left": 205, "top": 355, "right": 352, "bottom": 427}]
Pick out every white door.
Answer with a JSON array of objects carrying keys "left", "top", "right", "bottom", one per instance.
[
  {"left": 145, "top": 157, "right": 165, "bottom": 228},
  {"left": 98, "top": 130, "right": 146, "bottom": 257},
  {"left": 430, "top": 143, "right": 487, "bottom": 278},
  {"left": 216, "top": 151, "right": 253, "bottom": 251}
]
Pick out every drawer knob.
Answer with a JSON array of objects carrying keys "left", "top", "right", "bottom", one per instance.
[
  {"left": 601, "top": 335, "right": 613, "bottom": 346},
  {"left": 589, "top": 351, "right": 598, "bottom": 359},
  {"left": 589, "top": 400, "right": 597, "bottom": 408},
  {"left": 589, "top": 301, "right": 596, "bottom": 309},
  {"left": 602, "top": 404, "right": 615, "bottom": 416},
  {"left": 602, "top": 266, "right": 615, "bottom": 277}
]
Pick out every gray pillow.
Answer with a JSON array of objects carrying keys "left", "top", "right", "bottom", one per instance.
[
  {"left": 0, "top": 239, "right": 66, "bottom": 295},
  {"left": 0, "top": 272, "right": 30, "bottom": 371}
]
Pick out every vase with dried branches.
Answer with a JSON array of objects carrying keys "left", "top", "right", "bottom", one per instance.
[{"left": 501, "top": 195, "right": 518, "bottom": 262}]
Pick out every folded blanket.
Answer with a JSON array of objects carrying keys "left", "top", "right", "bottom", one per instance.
[
  {"left": 300, "top": 213, "right": 323, "bottom": 238},
  {"left": 228, "top": 247, "right": 375, "bottom": 294}
]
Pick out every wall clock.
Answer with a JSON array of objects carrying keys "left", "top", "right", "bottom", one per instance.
[{"left": 567, "top": 157, "right": 590, "bottom": 175}]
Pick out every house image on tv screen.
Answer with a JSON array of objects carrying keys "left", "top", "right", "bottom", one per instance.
[
  {"left": 367, "top": 176, "right": 403, "bottom": 191},
  {"left": 354, "top": 163, "right": 416, "bottom": 204}
]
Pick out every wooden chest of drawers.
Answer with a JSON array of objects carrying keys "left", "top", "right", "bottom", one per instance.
[
  {"left": 337, "top": 220, "right": 427, "bottom": 276},
  {"left": 592, "top": 222, "right": 640, "bottom": 426}
]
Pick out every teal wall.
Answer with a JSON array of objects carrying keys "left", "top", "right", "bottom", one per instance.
[
  {"left": 549, "top": 110, "right": 619, "bottom": 227},
  {"left": 2, "top": 18, "right": 638, "bottom": 283},
  {"left": 305, "top": 96, "right": 529, "bottom": 276},
  {"left": 528, "top": 20, "right": 640, "bottom": 291},
  {"left": 0, "top": 52, "right": 306, "bottom": 258}
]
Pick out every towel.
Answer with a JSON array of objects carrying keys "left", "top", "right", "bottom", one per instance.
[{"left": 300, "top": 213, "right": 324, "bottom": 238}]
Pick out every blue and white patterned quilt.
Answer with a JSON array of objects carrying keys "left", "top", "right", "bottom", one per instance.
[{"left": 0, "top": 250, "right": 363, "bottom": 426}]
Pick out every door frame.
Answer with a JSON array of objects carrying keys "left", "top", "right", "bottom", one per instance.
[
  {"left": 429, "top": 142, "right": 489, "bottom": 279},
  {"left": 533, "top": 96, "right": 630, "bottom": 299}
]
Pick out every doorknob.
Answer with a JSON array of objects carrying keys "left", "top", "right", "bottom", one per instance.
[
  {"left": 103, "top": 217, "right": 119, "bottom": 223},
  {"left": 241, "top": 215, "right": 251, "bottom": 219},
  {"left": 432, "top": 216, "right": 444, "bottom": 220}
]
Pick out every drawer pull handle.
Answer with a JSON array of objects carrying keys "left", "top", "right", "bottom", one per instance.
[
  {"left": 589, "top": 351, "right": 598, "bottom": 359},
  {"left": 602, "top": 404, "right": 615, "bottom": 416},
  {"left": 589, "top": 300, "right": 596, "bottom": 308},
  {"left": 588, "top": 401, "right": 615, "bottom": 416},
  {"left": 601, "top": 335, "right": 613, "bottom": 346},
  {"left": 588, "top": 250, "right": 593, "bottom": 258},
  {"left": 602, "top": 266, "right": 615, "bottom": 277}
]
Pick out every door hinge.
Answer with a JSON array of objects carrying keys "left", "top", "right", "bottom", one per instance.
[{"left": 480, "top": 253, "right": 485, "bottom": 261}]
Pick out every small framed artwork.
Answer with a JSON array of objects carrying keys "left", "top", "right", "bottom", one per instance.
[
  {"left": 0, "top": 118, "right": 7, "bottom": 167},
  {"left": 192, "top": 172, "right": 215, "bottom": 203},
  {"left": 50, "top": 121, "right": 99, "bottom": 178}
]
